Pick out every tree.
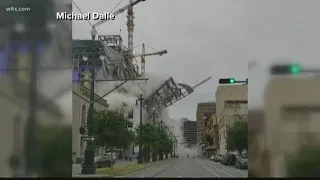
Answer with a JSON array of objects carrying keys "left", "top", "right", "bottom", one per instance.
[
  {"left": 156, "top": 127, "right": 169, "bottom": 160},
  {"left": 92, "top": 109, "right": 134, "bottom": 169},
  {"left": 226, "top": 120, "right": 248, "bottom": 153},
  {"left": 286, "top": 144, "right": 320, "bottom": 177},
  {"left": 35, "top": 123, "right": 72, "bottom": 177},
  {"left": 134, "top": 124, "right": 174, "bottom": 162},
  {"left": 134, "top": 123, "right": 155, "bottom": 162}
]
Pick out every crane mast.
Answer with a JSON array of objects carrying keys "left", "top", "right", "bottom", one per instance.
[
  {"left": 141, "top": 43, "right": 145, "bottom": 75},
  {"left": 126, "top": 0, "right": 135, "bottom": 77}
]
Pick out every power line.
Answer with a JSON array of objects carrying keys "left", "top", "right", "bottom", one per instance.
[
  {"left": 110, "top": 0, "right": 124, "bottom": 13},
  {"left": 145, "top": 44, "right": 159, "bottom": 52},
  {"left": 72, "top": 0, "right": 93, "bottom": 28}
]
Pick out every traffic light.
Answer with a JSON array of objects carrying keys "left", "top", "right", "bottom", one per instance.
[
  {"left": 219, "top": 78, "right": 235, "bottom": 84},
  {"left": 270, "top": 64, "right": 301, "bottom": 75}
]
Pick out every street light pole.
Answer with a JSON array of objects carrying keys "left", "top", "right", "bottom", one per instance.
[
  {"left": 81, "top": 32, "right": 97, "bottom": 174},
  {"left": 173, "top": 137, "right": 177, "bottom": 157},
  {"left": 158, "top": 119, "right": 163, "bottom": 160},
  {"left": 170, "top": 132, "right": 173, "bottom": 158},
  {"left": 136, "top": 91, "right": 144, "bottom": 164}
]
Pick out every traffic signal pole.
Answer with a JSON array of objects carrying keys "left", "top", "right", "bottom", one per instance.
[
  {"left": 270, "top": 64, "right": 320, "bottom": 75},
  {"left": 218, "top": 78, "right": 248, "bottom": 84}
]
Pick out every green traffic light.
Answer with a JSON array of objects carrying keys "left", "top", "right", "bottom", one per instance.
[
  {"left": 229, "top": 78, "right": 235, "bottom": 84},
  {"left": 290, "top": 64, "right": 301, "bottom": 75}
]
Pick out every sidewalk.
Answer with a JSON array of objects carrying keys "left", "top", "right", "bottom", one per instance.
[{"left": 72, "top": 159, "right": 138, "bottom": 176}]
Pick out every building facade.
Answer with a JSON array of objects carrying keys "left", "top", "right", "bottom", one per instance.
[
  {"left": 215, "top": 84, "right": 248, "bottom": 154},
  {"left": 72, "top": 84, "right": 109, "bottom": 164},
  {"left": 248, "top": 109, "right": 269, "bottom": 177},
  {"left": 264, "top": 77, "right": 320, "bottom": 177},
  {"left": 182, "top": 119, "right": 197, "bottom": 147},
  {"left": 196, "top": 102, "right": 216, "bottom": 145}
]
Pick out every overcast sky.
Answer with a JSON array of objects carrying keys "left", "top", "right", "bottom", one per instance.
[
  {"left": 72, "top": 0, "right": 320, "bottom": 120},
  {"left": 72, "top": 0, "right": 248, "bottom": 120},
  {"left": 248, "top": 0, "right": 320, "bottom": 109}
]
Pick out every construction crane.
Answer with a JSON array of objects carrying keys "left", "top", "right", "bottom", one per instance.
[
  {"left": 133, "top": 43, "right": 167, "bottom": 75},
  {"left": 125, "top": 0, "right": 136, "bottom": 78},
  {"left": 90, "top": 0, "right": 146, "bottom": 36}
]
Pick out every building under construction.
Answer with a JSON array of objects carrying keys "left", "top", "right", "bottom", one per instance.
[{"left": 72, "top": 0, "right": 212, "bottom": 116}]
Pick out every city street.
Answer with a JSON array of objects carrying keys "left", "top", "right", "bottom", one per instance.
[{"left": 122, "top": 158, "right": 247, "bottom": 178}]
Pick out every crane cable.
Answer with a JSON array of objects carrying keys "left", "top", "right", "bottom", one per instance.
[{"left": 72, "top": 0, "right": 124, "bottom": 36}]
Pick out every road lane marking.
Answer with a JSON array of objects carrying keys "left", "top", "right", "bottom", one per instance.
[
  {"left": 153, "top": 158, "right": 185, "bottom": 177},
  {"left": 201, "top": 160, "right": 234, "bottom": 177},
  {"left": 177, "top": 176, "right": 182, "bottom": 178},
  {"left": 176, "top": 168, "right": 179, "bottom": 171},
  {"left": 195, "top": 159, "right": 220, "bottom": 177}
]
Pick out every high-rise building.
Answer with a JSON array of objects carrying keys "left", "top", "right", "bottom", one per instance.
[
  {"left": 181, "top": 118, "right": 197, "bottom": 146},
  {"left": 196, "top": 102, "right": 216, "bottom": 145}
]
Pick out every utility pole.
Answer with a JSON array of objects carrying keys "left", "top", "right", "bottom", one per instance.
[{"left": 24, "top": 40, "right": 39, "bottom": 177}]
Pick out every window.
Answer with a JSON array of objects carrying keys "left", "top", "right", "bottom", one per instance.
[
  {"left": 233, "top": 114, "right": 247, "bottom": 121},
  {"left": 233, "top": 103, "right": 240, "bottom": 108}
]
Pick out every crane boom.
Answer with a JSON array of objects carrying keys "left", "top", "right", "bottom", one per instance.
[
  {"left": 138, "top": 43, "right": 167, "bottom": 75},
  {"left": 91, "top": 0, "right": 146, "bottom": 30},
  {"left": 191, "top": 76, "right": 212, "bottom": 89},
  {"left": 134, "top": 50, "right": 167, "bottom": 57}
]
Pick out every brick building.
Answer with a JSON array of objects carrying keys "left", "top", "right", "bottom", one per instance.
[{"left": 196, "top": 102, "right": 216, "bottom": 146}]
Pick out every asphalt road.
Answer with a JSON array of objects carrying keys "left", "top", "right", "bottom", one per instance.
[{"left": 123, "top": 158, "right": 248, "bottom": 178}]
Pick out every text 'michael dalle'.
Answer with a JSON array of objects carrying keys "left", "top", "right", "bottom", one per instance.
[{"left": 56, "top": 12, "right": 115, "bottom": 20}]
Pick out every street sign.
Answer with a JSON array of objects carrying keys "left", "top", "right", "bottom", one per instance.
[{"left": 82, "top": 136, "right": 95, "bottom": 141}]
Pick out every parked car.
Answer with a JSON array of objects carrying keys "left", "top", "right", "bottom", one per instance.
[
  {"left": 82, "top": 155, "right": 115, "bottom": 168},
  {"left": 235, "top": 154, "right": 248, "bottom": 169},
  {"left": 214, "top": 154, "right": 223, "bottom": 162},
  {"left": 221, "top": 153, "right": 237, "bottom": 166}
]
